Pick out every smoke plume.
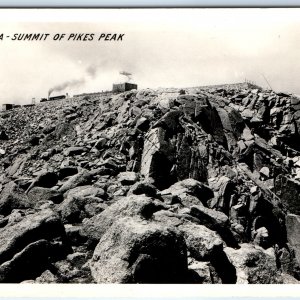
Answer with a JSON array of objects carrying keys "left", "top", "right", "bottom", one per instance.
[
  {"left": 48, "top": 63, "right": 102, "bottom": 97},
  {"left": 48, "top": 63, "right": 132, "bottom": 97},
  {"left": 48, "top": 78, "right": 85, "bottom": 97},
  {"left": 86, "top": 65, "right": 98, "bottom": 79}
]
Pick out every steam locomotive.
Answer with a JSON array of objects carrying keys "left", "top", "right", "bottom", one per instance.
[{"left": 40, "top": 95, "right": 66, "bottom": 102}]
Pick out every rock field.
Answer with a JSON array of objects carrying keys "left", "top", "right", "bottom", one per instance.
[{"left": 0, "top": 82, "right": 299, "bottom": 283}]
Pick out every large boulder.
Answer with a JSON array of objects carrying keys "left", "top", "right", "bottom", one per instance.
[
  {"left": 0, "top": 209, "right": 68, "bottom": 266},
  {"left": 160, "top": 179, "right": 214, "bottom": 207},
  {"left": 286, "top": 214, "right": 300, "bottom": 266},
  {"left": 6, "top": 154, "right": 29, "bottom": 178},
  {"left": 63, "top": 146, "right": 85, "bottom": 156},
  {"left": 224, "top": 244, "right": 281, "bottom": 283},
  {"left": 81, "top": 195, "right": 166, "bottom": 241},
  {"left": 190, "top": 205, "right": 238, "bottom": 247},
  {"left": 188, "top": 261, "right": 221, "bottom": 284},
  {"left": 178, "top": 223, "right": 223, "bottom": 260},
  {"left": 90, "top": 217, "right": 188, "bottom": 283},
  {"left": 34, "top": 269, "right": 59, "bottom": 283},
  {"left": 0, "top": 240, "right": 54, "bottom": 283},
  {"left": 27, "top": 187, "right": 63, "bottom": 206},
  {"left": 127, "top": 181, "right": 158, "bottom": 197},
  {"left": 117, "top": 172, "right": 139, "bottom": 186},
  {"left": 153, "top": 109, "right": 182, "bottom": 133},
  {"left": 152, "top": 209, "right": 225, "bottom": 260},
  {"left": 190, "top": 205, "right": 229, "bottom": 228},
  {"left": 57, "top": 186, "right": 106, "bottom": 224},
  {"left": 57, "top": 196, "right": 87, "bottom": 224},
  {"left": 58, "top": 170, "right": 93, "bottom": 193},
  {"left": 274, "top": 175, "right": 300, "bottom": 214},
  {"left": 64, "top": 185, "right": 105, "bottom": 199},
  {"left": 0, "top": 182, "right": 31, "bottom": 216}
]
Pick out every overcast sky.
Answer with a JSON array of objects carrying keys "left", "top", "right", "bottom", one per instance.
[{"left": 0, "top": 8, "right": 300, "bottom": 104}]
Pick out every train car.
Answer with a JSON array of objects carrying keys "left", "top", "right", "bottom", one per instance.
[
  {"left": 48, "top": 95, "right": 66, "bottom": 101},
  {"left": 40, "top": 95, "right": 66, "bottom": 103}
]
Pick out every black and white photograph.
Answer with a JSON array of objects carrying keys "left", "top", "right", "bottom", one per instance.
[{"left": 0, "top": 8, "right": 300, "bottom": 285}]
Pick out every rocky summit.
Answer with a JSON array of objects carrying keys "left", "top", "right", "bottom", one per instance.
[{"left": 0, "top": 82, "right": 300, "bottom": 284}]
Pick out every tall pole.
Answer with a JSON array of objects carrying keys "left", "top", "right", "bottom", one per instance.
[{"left": 261, "top": 73, "right": 273, "bottom": 91}]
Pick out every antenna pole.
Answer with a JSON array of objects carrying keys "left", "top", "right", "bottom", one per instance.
[{"left": 261, "top": 73, "right": 273, "bottom": 91}]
